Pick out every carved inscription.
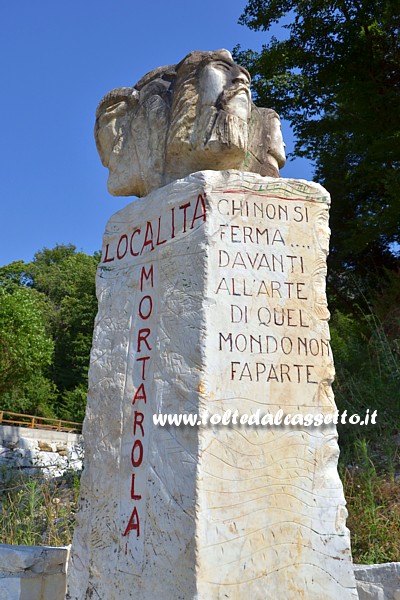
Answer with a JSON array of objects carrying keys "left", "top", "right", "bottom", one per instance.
[
  {"left": 213, "top": 186, "right": 331, "bottom": 390},
  {"left": 195, "top": 176, "right": 357, "bottom": 599},
  {"left": 116, "top": 193, "right": 207, "bottom": 564},
  {"left": 123, "top": 263, "right": 155, "bottom": 540},
  {"left": 101, "top": 194, "right": 206, "bottom": 265}
]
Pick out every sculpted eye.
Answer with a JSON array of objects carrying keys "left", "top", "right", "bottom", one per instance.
[
  {"left": 215, "top": 61, "right": 231, "bottom": 72},
  {"left": 105, "top": 101, "right": 128, "bottom": 114},
  {"left": 98, "top": 101, "right": 128, "bottom": 124}
]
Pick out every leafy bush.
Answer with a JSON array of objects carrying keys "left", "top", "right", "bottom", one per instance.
[{"left": 331, "top": 308, "right": 400, "bottom": 451}]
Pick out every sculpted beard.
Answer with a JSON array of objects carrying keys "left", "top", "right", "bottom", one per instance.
[{"left": 194, "top": 86, "right": 250, "bottom": 152}]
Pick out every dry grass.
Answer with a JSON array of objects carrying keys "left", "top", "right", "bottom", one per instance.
[
  {"left": 0, "top": 468, "right": 80, "bottom": 546},
  {"left": 341, "top": 440, "right": 400, "bottom": 563}
]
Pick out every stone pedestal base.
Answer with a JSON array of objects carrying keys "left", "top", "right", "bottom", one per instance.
[{"left": 67, "top": 171, "right": 358, "bottom": 599}]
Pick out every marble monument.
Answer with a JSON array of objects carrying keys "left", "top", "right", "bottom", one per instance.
[{"left": 67, "top": 50, "right": 358, "bottom": 599}]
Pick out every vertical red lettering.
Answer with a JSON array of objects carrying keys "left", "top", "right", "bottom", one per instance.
[
  {"left": 136, "top": 356, "right": 150, "bottom": 380},
  {"left": 133, "top": 411, "right": 145, "bottom": 437},
  {"left": 140, "top": 265, "right": 154, "bottom": 291},
  {"left": 138, "top": 295, "right": 153, "bottom": 320},
  {"left": 137, "top": 328, "right": 151, "bottom": 352},
  {"left": 132, "top": 383, "right": 147, "bottom": 405},
  {"left": 130, "top": 474, "right": 142, "bottom": 500},
  {"left": 123, "top": 506, "right": 140, "bottom": 537},
  {"left": 131, "top": 440, "right": 143, "bottom": 467}
]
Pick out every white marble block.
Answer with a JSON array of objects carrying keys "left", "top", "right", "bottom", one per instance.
[{"left": 67, "top": 170, "right": 358, "bottom": 599}]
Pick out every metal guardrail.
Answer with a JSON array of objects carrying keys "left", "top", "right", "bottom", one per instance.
[{"left": 0, "top": 411, "right": 82, "bottom": 434}]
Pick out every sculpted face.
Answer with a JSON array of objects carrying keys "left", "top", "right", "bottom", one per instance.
[
  {"left": 198, "top": 55, "right": 251, "bottom": 121},
  {"left": 95, "top": 89, "right": 141, "bottom": 194},
  {"left": 95, "top": 80, "right": 170, "bottom": 197},
  {"left": 265, "top": 113, "right": 286, "bottom": 172},
  {"left": 95, "top": 50, "right": 286, "bottom": 198},
  {"left": 164, "top": 50, "right": 254, "bottom": 178},
  {"left": 273, "top": 119, "right": 286, "bottom": 163}
]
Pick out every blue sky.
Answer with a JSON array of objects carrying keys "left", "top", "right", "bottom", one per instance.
[{"left": 1, "top": 0, "right": 313, "bottom": 266}]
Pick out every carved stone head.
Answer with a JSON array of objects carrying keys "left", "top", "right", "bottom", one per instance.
[{"left": 95, "top": 49, "right": 286, "bottom": 197}]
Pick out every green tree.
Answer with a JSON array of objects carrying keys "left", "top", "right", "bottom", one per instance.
[
  {"left": 0, "top": 285, "right": 55, "bottom": 416},
  {"left": 0, "top": 244, "right": 99, "bottom": 421},
  {"left": 28, "top": 246, "right": 98, "bottom": 388},
  {"left": 27, "top": 245, "right": 99, "bottom": 420},
  {"left": 234, "top": 0, "right": 400, "bottom": 291}
]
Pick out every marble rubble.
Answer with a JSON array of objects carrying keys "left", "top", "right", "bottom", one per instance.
[
  {"left": 0, "top": 426, "right": 83, "bottom": 479},
  {"left": 67, "top": 50, "right": 358, "bottom": 599}
]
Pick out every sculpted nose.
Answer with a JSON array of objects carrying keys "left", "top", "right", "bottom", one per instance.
[
  {"left": 231, "top": 66, "right": 250, "bottom": 86},
  {"left": 233, "top": 75, "right": 248, "bottom": 85}
]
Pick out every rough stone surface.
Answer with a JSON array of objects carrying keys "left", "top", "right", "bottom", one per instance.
[
  {"left": 0, "top": 426, "right": 83, "bottom": 478},
  {"left": 0, "top": 578, "right": 19, "bottom": 600},
  {"left": 354, "top": 563, "right": 400, "bottom": 600},
  {"left": 357, "top": 581, "right": 386, "bottom": 600},
  {"left": 95, "top": 49, "right": 286, "bottom": 197},
  {"left": 68, "top": 170, "right": 357, "bottom": 599},
  {"left": 0, "top": 544, "right": 69, "bottom": 600}
]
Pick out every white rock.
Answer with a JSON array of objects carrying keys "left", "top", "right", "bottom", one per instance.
[
  {"left": 0, "top": 545, "right": 69, "bottom": 600},
  {"left": 354, "top": 563, "right": 400, "bottom": 600},
  {"left": 0, "top": 578, "right": 20, "bottom": 600}
]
